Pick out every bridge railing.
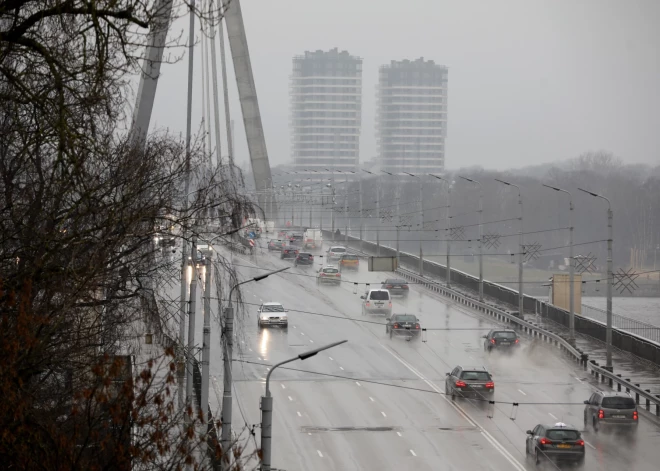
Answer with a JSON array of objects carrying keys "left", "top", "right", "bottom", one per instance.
[{"left": 581, "top": 304, "right": 660, "bottom": 344}]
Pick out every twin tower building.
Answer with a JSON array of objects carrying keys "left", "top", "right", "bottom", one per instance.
[{"left": 290, "top": 48, "right": 448, "bottom": 179}]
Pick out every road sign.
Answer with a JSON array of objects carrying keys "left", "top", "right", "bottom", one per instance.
[{"left": 249, "top": 239, "right": 255, "bottom": 247}]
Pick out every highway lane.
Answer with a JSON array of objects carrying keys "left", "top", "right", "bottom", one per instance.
[{"left": 218, "top": 242, "right": 660, "bottom": 470}]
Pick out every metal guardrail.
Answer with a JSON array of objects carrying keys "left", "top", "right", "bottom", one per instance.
[
  {"left": 581, "top": 304, "right": 660, "bottom": 345},
  {"left": 393, "top": 266, "right": 660, "bottom": 418}
]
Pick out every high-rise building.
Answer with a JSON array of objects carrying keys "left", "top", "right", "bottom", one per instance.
[
  {"left": 377, "top": 58, "right": 448, "bottom": 174},
  {"left": 290, "top": 49, "right": 363, "bottom": 179}
]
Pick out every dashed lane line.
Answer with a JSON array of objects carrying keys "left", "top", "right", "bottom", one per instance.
[
  {"left": 317, "top": 450, "right": 324, "bottom": 458},
  {"left": 518, "top": 389, "right": 527, "bottom": 396},
  {"left": 548, "top": 413, "right": 558, "bottom": 420},
  {"left": 410, "top": 450, "right": 417, "bottom": 457}
]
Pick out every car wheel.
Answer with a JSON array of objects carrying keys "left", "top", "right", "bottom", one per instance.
[
  {"left": 389, "top": 330, "right": 393, "bottom": 339},
  {"left": 258, "top": 320, "right": 262, "bottom": 329},
  {"left": 385, "top": 326, "right": 389, "bottom": 334},
  {"left": 283, "top": 323, "right": 288, "bottom": 330},
  {"left": 534, "top": 448, "right": 540, "bottom": 465},
  {"left": 592, "top": 417, "right": 599, "bottom": 433},
  {"left": 576, "top": 457, "right": 585, "bottom": 468},
  {"left": 583, "top": 413, "right": 588, "bottom": 430}
]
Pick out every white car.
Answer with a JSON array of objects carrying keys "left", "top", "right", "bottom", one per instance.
[
  {"left": 257, "top": 302, "right": 288, "bottom": 329},
  {"left": 361, "top": 289, "right": 392, "bottom": 316},
  {"left": 327, "top": 246, "right": 347, "bottom": 261}
]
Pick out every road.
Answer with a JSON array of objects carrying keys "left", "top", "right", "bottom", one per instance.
[{"left": 208, "top": 241, "right": 660, "bottom": 470}]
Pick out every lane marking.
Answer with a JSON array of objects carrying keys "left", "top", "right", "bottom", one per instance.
[
  {"left": 308, "top": 432, "right": 312, "bottom": 436},
  {"left": 293, "top": 325, "right": 297, "bottom": 329},
  {"left": 518, "top": 389, "right": 527, "bottom": 396},
  {"left": 266, "top": 368, "right": 270, "bottom": 371},
  {"left": 548, "top": 413, "right": 558, "bottom": 420},
  {"left": 288, "top": 396, "right": 293, "bottom": 402},
  {"left": 396, "top": 432, "right": 402, "bottom": 437},
  {"left": 328, "top": 357, "right": 333, "bottom": 361},
  {"left": 369, "top": 397, "right": 375, "bottom": 402},
  {"left": 356, "top": 381, "right": 361, "bottom": 387},
  {"left": 310, "top": 339, "right": 314, "bottom": 343},
  {"left": 301, "top": 332, "right": 305, "bottom": 336},
  {"left": 248, "top": 348, "right": 252, "bottom": 352},
  {"left": 575, "top": 377, "right": 583, "bottom": 383},
  {"left": 317, "top": 450, "right": 324, "bottom": 458},
  {"left": 381, "top": 345, "right": 526, "bottom": 471},
  {"left": 339, "top": 366, "right": 344, "bottom": 370},
  {"left": 297, "top": 411, "right": 302, "bottom": 417},
  {"left": 381, "top": 411, "right": 387, "bottom": 417},
  {"left": 257, "top": 357, "right": 262, "bottom": 360},
  {"left": 585, "top": 441, "right": 596, "bottom": 450},
  {"left": 281, "top": 384, "right": 286, "bottom": 389},
  {"left": 410, "top": 450, "right": 417, "bottom": 457}
]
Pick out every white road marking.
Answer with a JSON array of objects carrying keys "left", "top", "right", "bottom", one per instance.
[
  {"left": 301, "top": 332, "right": 305, "bottom": 336},
  {"left": 339, "top": 366, "right": 344, "bottom": 370},
  {"left": 297, "top": 411, "right": 302, "bottom": 417},
  {"left": 266, "top": 368, "right": 270, "bottom": 371},
  {"left": 585, "top": 441, "right": 596, "bottom": 450},
  {"left": 248, "top": 348, "right": 252, "bottom": 352},
  {"left": 410, "top": 450, "right": 417, "bottom": 457},
  {"left": 317, "top": 450, "right": 324, "bottom": 458},
  {"left": 257, "top": 357, "right": 262, "bottom": 360},
  {"left": 575, "top": 377, "right": 583, "bottom": 383},
  {"left": 381, "top": 411, "right": 387, "bottom": 417},
  {"left": 355, "top": 381, "right": 361, "bottom": 386},
  {"left": 369, "top": 397, "right": 375, "bottom": 402},
  {"left": 281, "top": 384, "right": 286, "bottom": 389},
  {"left": 518, "top": 389, "right": 527, "bottom": 396},
  {"left": 548, "top": 413, "right": 558, "bottom": 420},
  {"left": 308, "top": 432, "right": 312, "bottom": 435},
  {"left": 328, "top": 357, "right": 333, "bottom": 361},
  {"left": 396, "top": 432, "right": 402, "bottom": 437},
  {"left": 310, "top": 339, "right": 314, "bottom": 343},
  {"left": 288, "top": 396, "right": 293, "bottom": 401},
  {"left": 293, "top": 325, "right": 297, "bottom": 329},
  {"left": 381, "top": 345, "right": 526, "bottom": 471}
]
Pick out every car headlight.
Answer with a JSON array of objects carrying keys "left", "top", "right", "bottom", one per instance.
[{"left": 281, "top": 315, "right": 287, "bottom": 320}]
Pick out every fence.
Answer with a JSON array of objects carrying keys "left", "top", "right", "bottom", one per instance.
[{"left": 581, "top": 304, "right": 660, "bottom": 344}]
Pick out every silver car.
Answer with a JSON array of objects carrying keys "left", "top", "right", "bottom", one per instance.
[
  {"left": 327, "top": 246, "right": 347, "bottom": 262},
  {"left": 584, "top": 391, "right": 638, "bottom": 432},
  {"left": 257, "top": 302, "right": 288, "bottom": 329}
]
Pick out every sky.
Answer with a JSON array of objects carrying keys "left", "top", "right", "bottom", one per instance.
[{"left": 146, "top": 0, "right": 660, "bottom": 172}]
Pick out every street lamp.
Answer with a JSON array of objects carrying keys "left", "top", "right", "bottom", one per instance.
[
  {"left": 220, "top": 266, "right": 290, "bottom": 467},
  {"left": 494, "top": 179, "right": 524, "bottom": 317},
  {"left": 543, "top": 184, "right": 575, "bottom": 345},
  {"left": 260, "top": 340, "right": 348, "bottom": 471},
  {"left": 381, "top": 170, "right": 402, "bottom": 264},
  {"left": 578, "top": 187, "right": 613, "bottom": 369},
  {"left": 458, "top": 176, "right": 484, "bottom": 302},
  {"left": 430, "top": 174, "right": 452, "bottom": 288},
  {"left": 404, "top": 172, "right": 425, "bottom": 276},
  {"left": 362, "top": 169, "right": 380, "bottom": 255}
]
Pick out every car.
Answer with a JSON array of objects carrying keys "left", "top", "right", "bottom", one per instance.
[
  {"left": 583, "top": 391, "right": 638, "bottom": 433},
  {"left": 317, "top": 265, "right": 341, "bottom": 285},
  {"left": 327, "top": 246, "right": 347, "bottom": 262},
  {"left": 267, "top": 239, "right": 284, "bottom": 251},
  {"left": 277, "top": 230, "right": 288, "bottom": 239},
  {"left": 257, "top": 302, "right": 288, "bottom": 328},
  {"left": 294, "top": 252, "right": 314, "bottom": 267},
  {"left": 445, "top": 366, "right": 494, "bottom": 400},
  {"left": 303, "top": 228, "right": 323, "bottom": 249},
  {"left": 483, "top": 329, "right": 520, "bottom": 352},
  {"left": 280, "top": 247, "right": 299, "bottom": 260},
  {"left": 188, "top": 249, "right": 206, "bottom": 268},
  {"left": 288, "top": 233, "right": 304, "bottom": 247},
  {"left": 526, "top": 422, "right": 585, "bottom": 467},
  {"left": 338, "top": 253, "right": 359, "bottom": 271},
  {"left": 385, "top": 314, "right": 420, "bottom": 339},
  {"left": 360, "top": 289, "right": 392, "bottom": 316},
  {"left": 381, "top": 278, "right": 409, "bottom": 297}
]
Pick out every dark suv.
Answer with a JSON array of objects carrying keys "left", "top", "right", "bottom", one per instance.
[
  {"left": 445, "top": 366, "right": 494, "bottom": 400},
  {"left": 526, "top": 422, "right": 585, "bottom": 466},
  {"left": 483, "top": 329, "right": 520, "bottom": 352},
  {"left": 584, "top": 391, "right": 638, "bottom": 432},
  {"left": 280, "top": 247, "right": 299, "bottom": 260},
  {"left": 294, "top": 252, "right": 314, "bottom": 267}
]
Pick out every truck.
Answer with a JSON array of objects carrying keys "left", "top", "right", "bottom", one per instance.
[{"left": 303, "top": 228, "right": 323, "bottom": 250}]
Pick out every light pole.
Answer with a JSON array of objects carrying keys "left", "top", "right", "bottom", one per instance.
[
  {"left": 459, "top": 176, "right": 484, "bottom": 302},
  {"left": 405, "top": 172, "right": 425, "bottom": 276},
  {"left": 382, "top": 170, "right": 401, "bottom": 264},
  {"left": 185, "top": 237, "right": 198, "bottom": 424},
  {"left": 260, "top": 340, "right": 347, "bottom": 471},
  {"left": 200, "top": 252, "right": 212, "bottom": 454},
  {"left": 578, "top": 187, "right": 613, "bottom": 369},
  {"left": 362, "top": 169, "right": 380, "bottom": 255},
  {"left": 430, "top": 174, "right": 452, "bottom": 288},
  {"left": 220, "top": 267, "right": 290, "bottom": 469},
  {"left": 495, "top": 179, "right": 524, "bottom": 317},
  {"left": 543, "top": 184, "right": 575, "bottom": 345}
]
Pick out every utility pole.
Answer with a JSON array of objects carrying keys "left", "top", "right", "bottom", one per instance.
[
  {"left": 496, "top": 179, "right": 524, "bottom": 316},
  {"left": 376, "top": 178, "right": 380, "bottom": 256},
  {"left": 208, "top": 0, "right": 222, "bottom": 169},
  {"left": 200, "top": 253, "right": 212, "bottom": 459},
  {"left": 405, "top": 172, "right": 424, "bottom": 276},
  {"left": 344, "top": 172, "right": 349, "bottom": 245},
  {"left": 447, "top": 184, "right": 452, "bottom": 288},
  {"left": 186, "top": 237, "right": 198, "bottom": 425},
  {"left": 220, "top": 303, "right": 234, "bottom": 466},
  {"left": 359, "top": 173, "right": 363, "bottom": 252},
  {"left": 396, "top": 178, "right": 401, "bottom": 266},
  {"left": 459, "top": 176, "right": 484, "bottom": 302}
]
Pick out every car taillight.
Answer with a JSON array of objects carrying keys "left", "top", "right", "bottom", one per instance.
[
  {"left": 393, "top": 323, "right": 399, "bottom": 329},
  {"left": 598, "top": 409, "right": 604, "bottom": 419},
  {"left": 633, "top": 411, "right": 638, "bottom": 420},
  {"left": 388, "top": 301, "right": 392, "bottom": 307},
  {"left": 336, "top": 273, "right": 341, "bottom": 277},
  {"left": 455, "top": 380, "right": 466, "bottom": 388},
  {"left": 320, "top": 273, "right": 325, "bottom": 276},
  {"left": 365, "top": 302, "right": 370, "bottom": 306},
  {"left": 284, "top": 250, "right": 288, "bottom": 253},
  {"left": 310, "top": 256, "right": 314, "bottom": 259},
  {"left": 415, "top": 324, "right": 420, "bottom": 329},
  {"left": 515, "top": 339, "right": 519, "bottom": 344},
  {"left": 490, "top": 338, "right": 496, "bottom": 344},
  {"left": 485, "top": 381, "right": 494, "bottom": 388},
  {"left": 539, "top": 438, "right": 552, "bottom": 446},
  {"left": 386, "top": 284, "right": 393, "bottom": 288},
  {"left": 402, "top": 285, "right": 409, "bottom": 289},
  {"left": 576, "top": 439, "right": 585, "bottom": 447}
]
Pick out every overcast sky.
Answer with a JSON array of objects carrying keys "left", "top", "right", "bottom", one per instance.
[{"left": 147, "top": 0, "right": 660, "bottom": 172}]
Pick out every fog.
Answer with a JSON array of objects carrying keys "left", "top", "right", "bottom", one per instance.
[{"left": 146, "top": 0, "right": 659, "bottom": 173}]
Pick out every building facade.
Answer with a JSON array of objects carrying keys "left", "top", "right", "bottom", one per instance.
[
  {"left": 377, "top": 58, "right": 448, "bottom": 174},
  {"left": 290, "top": 49, "right": 362, "bottom": 180}
]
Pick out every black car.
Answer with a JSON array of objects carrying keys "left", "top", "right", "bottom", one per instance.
[
  {"left": 483, "top": 329, "right": 519, "bottom": 352},
  {"left": 526, "top": 422, "right": 585, "bottom": 467},
  {"left": 445, "top": 366, "right": 494, "bottom": 400},
  {"left": 385, "top": 314, "right": 420, "bottom": 339},
  {"left": 294, "top": 252, "right": 314, "bottom": 267},
  {"left": 381, "top": 278, "right": 410, "bottom": 297},
  {"left": 288, "top": 233, "right": 304, "bottom": 247},
  {"left": 280, "top": 247, "right": 299, "bottom": 260},
  {"left": 267, "top": 239, "right": 284, "bottom": 251}
]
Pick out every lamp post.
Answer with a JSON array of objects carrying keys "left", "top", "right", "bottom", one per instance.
[
  {"left": 495, "top": 178, "right": 524, "bottom": 317},
  {"left": 578, "top": 187, "right": 613, "bottom": 369},
  {"left": 382, "top": 170, "right": 400, "bottom": 264},
  {"left": 543, "top": 184, "right": 575, "bottom": 345},
  {"left": 430, "top": 174, "right": 452, "bottom": 288},
  {"left": 458, "top": 176, "right": 483, "bottom": 302},
  {"left": 404, "top": 172, "right": 425, "bottom": 276},
  {"left": 260, "top": 340, "right": 348, "bottom": 471},
  {"left": 361, "top": 169, "right": 380, "bottom": 255},
  {"left": 220, "top": 267, "right": 290, "bottom": 469}
]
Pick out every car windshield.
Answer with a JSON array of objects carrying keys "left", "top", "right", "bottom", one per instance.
[
  {"left": 262, "top": 304, "right": 284, "bottom": 312},
  {"left": 394, "top": 315, "right": 417, "bottom": 323},
  {"left": 386, "top": 279, "right": 407, "bottom": 285},
  {"left": 602, "top": 397, "right": 636, "bottom": 409},
  {"left": 460, "top": 371, "right": 491, "bottom": 381},
  {"left": 546, "top": 429, "right": 580, "bottom": 440},
  {"left": 323, "top": 268, "right": 339, "bottom": 274},
  {"left": 331, "top": 247, "right": 346, "bottom": 253},
  {"left": 342, "top": 255, "right": 358, "bottom": 260},
  {"left": 291, "top": 235, "right": 302, "bottom": 239},
  {"left": 369, "top": 291, "right": 389, "bottom": 300},
  {"left": 493, "top": 331, "right": 517, "bottom": 339},
  {"left": 298, "top": 253, "right": 312, "bottom": 259}
]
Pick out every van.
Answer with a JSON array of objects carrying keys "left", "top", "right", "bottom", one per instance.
[
  {"left": 360, "top": 289, "right": 392, "bottom": 316},
  {"left": 303, "top": 228, "right": 323, "bottom": 249}
]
